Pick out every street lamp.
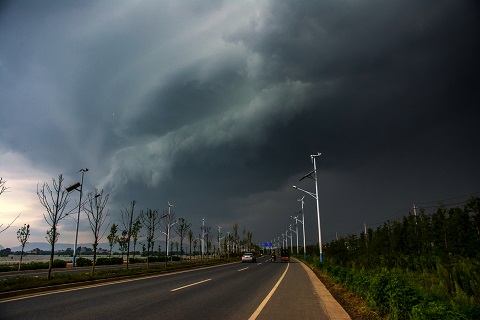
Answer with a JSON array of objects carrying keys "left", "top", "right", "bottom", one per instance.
[
  {"left": 287, "top": 227, "right": 293, "bottom": 254},
  {"left": 293, "top": 152, "right": 323, "bottom": 262},
  {"left": 297, "top": 196, "right": 307, "bottom": 260},
  {"left": 161, "top": 202, "right": 176, "bottom": 259},
  {"left": 290, "top": 215, "right": 300, "bottom": 256},
  {"left": 66, "top": 168, "right": 88, "bottom": 268}
]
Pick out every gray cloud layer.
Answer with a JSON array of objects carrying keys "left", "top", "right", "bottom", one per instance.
[{"left": 1, "top": 0, "right": 479, "bottom": 246}]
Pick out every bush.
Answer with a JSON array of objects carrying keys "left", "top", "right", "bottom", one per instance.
[
  {"left": 129, "top": 257, "right": 145, "bottom": 264},
  {"left": 75, "top": 257, "right": 92, "bottom": 267},
  {"left": 95, "top": 257, "right": 123, "bottom": 265},
  {"left": 411, "top": 301, "right": 467, "bottom": 320},
  {"left": 52, "top": 259, "right": 67, "bottom": 268}
]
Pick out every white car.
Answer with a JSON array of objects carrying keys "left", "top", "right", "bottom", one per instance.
[{"left": 241, "top": 252, "right": 256, "bottom": 263}]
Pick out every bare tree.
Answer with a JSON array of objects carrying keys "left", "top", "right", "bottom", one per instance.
[
  {"left": 120, "top": 200, "right": 137, "bottom": 269},
  {"left": 140, "top": 209, "right": 159, "bottom": 268},
  {"left": 37, "top": 174, "right": 70, "bottom": 279},
  {"left": 0, "top": 178, "right": 21, "bottom": 234},
  {"left": 232, "top": 223, "right": 238, "bottom": 254},
  {"left": 175, "top": 218, "right": 191, "bottom": 257},
  {"left": 16, "top": 224, "right": 30, "bottom": 271},
  {"left": 188, "top": 229, "right": 194, "bottom": 260},
  {"left": 0, "top": 177, "right": 7, "bottom": 196},
  {"left": 193, "top": 237, "right": 198, "bottom": 258},
  {"left": 204, "top": 226, "right": 212, "bottom": 261},
  {"left": 83, "top": 189, "right": 110, "bottom": 273}
]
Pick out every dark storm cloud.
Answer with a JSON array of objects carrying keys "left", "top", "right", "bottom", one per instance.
[{"left": 1, "top": 0, "right": 479, "bottom": 247}]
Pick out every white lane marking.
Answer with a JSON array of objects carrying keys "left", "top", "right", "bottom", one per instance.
[
  {"left": 170, "top": 279, "right": 212, "bottom": 292},
  {"left": 248, "top": 263, "right": 290, "bottom": 320},
  {"left": 237, "top": 267, "right": 249, "bottom": 272}
]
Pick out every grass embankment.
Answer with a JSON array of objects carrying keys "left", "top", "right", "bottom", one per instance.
[{"left": 302, "top": 258, "right": 480, "bottom": 320}]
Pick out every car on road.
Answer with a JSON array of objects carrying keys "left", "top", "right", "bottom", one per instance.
[
  {"left": 280, "top": 249, "right": 290, "bottom": 262},
  {"left": 241, "top": 252, "right": 256, "bottom": 263}
]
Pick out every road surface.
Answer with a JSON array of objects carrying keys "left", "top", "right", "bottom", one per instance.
[{"left": 0, "top": 256, "right": 350, "bottom": 319}]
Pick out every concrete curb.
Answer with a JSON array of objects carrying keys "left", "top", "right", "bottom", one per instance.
[{"left": 297, "top": 259, "right": 352, "bottom": 320}]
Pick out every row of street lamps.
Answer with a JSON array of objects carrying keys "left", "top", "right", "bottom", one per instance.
[{"left": 273, "top": 152, "right": 323, "bottom": 262}]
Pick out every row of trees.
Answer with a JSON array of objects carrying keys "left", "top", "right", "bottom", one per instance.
[
  {"left": 105, "top": 209, "right": 257, "bottom": 267},
  {"left": 324, "top": 197, "right": 480, "bottom": 269},
  {"left": 1, "top": 175, "right": 257, "bottom": 277}
]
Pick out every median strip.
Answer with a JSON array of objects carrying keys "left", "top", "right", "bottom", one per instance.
[{"left": 170, "top": 279, "right": 212, "bottom": 292}]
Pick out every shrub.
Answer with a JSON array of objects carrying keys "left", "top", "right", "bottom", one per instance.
[
  {"left": 411, "top": 301, "right": 467, "bottom": 320},
  {"left": 52, "top": 259, "right": 67, "bottom": 268},
  {"left": 75, "top": 257, "right": 92, "bottom": 267},
  {"left": 96, "top": 257, "right": 123, "bottom": 265},
  {"left": 129, "top": 257, "right": 145, "bottom": 264}
]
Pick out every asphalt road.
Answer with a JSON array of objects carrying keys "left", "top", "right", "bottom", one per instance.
[{"left": 0, "top": 257, "right": 347, "bottom": 320}]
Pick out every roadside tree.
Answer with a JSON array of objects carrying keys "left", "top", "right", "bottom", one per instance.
[
  {"left": 0, "top": 178, "right": 21, "bottom": 234},
  {"left": 140, "top": 209, "right": 159, "bottom": 267},
  {"left": 175, "top": 217, "right": 191, "bottom": 256},
  {"left": 16, "top": 223, "right": 30, "bottom": 271},
  {"left": 107, "top": 223, "right": 118, "bottom": 257},
  {"left": 37, "top": 174, "right": 70, "bottom": 279},
  {"left": 83, "top": 189, "right": 110, "bottom": 273}
]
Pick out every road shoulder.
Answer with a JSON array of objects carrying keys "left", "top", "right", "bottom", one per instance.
[{"left": 298, "top": 259, "right": 351, "bottom": 320}]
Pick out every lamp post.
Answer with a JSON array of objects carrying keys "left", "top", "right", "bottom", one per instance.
[
  {"left": 162, "top": 202, "right": 176, "bottom": 259},
  {"left": 66, "top": 168, "right": 88, "bottom": 268},
  {"left": 298, "top": 196, "right": 307, "bottom": 260},
  {"left": 290, "top": 217, "right": 299, "bottom": 256},
  {"left": 287, "top": 227, "right": 293, "bottom": 254},
  {"left": 293, "top": 151, "right": 323, "bottom": 262}
]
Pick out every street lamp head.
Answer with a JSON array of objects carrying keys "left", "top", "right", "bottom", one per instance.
[
  {"left": 292, "top": 185, "right": 297, "bottom": 189},
  {"left": 66, "top": 182, "right": 81, "bottom": 192}
]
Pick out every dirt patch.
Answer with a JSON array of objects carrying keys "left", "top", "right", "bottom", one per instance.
[{"left": 311, "top": 268, "right": 382, "bottom": 320}]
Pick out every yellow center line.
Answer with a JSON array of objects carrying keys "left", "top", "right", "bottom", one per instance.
[
  {"left": 170, "top": 279, "right": 212, "bottom": 292},
  {"left": 237, "top": 267, "right": 249, "bottom": 271}
]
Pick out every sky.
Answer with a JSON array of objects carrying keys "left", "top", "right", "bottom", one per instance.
[{"left": 0, "top": 0, "right": 479, "bottom": 250}]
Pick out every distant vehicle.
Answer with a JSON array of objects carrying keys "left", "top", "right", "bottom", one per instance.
[
  {"left": 280, "top": 249, "right": 290, "bottom": 262},
  {"left": 241, "top": 252, "right": 256, "bottom": 263}
]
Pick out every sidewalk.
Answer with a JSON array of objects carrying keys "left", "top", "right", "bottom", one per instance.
[{"left": 256, "top": 259, "right": 351, "bottom": 320}]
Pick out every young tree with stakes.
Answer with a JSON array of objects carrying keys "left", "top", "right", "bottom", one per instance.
[{"left": 37, "top": 174, "right": 70, "bottom": 279}]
